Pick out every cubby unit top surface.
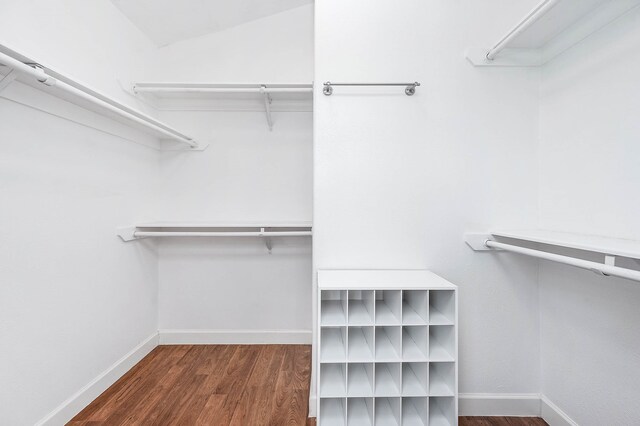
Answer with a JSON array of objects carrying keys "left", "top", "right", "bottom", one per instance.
[{"left": 318, "top": 270, "right": 456, "bottom": 290}]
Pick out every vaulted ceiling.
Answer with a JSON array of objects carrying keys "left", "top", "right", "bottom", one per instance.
[{"left": 111, "top": 0, "right": 312, "bottom": 46}]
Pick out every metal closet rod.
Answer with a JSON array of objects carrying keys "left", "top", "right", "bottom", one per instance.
[
  {"left": 0, "top": 51, "right": 198, "bottom": 148},
  {"left": 323, "top": 81, "right": 420, "bottom": 96},
  {"left": 485, "top": 239, "right": 640, "bottom": 282}
]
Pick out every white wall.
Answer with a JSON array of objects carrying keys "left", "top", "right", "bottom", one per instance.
[
  {"left": 148, "top": 6, "right": 315, "bottom": 337},
  {"left": 0, "top": 1, "right": 160, "bottom": 424},
  {"left": 538, "top": 6, "right": 640, "bottom": 425},
  {"left": 144, "top": 4, "right": 313, "bottom": 82},
  {"left": 314, "top": 0, "right": 542, "bottom": 407}
]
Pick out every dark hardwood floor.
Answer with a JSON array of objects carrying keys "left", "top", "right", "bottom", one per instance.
[
  {"left": 69, "top": 344, "right": 548, "bottom": 426},
  {"left": 69, "top": 345, "right": 312, "bottom": 425}
]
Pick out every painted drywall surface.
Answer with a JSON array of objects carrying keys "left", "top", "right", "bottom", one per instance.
[
  {"left": 538, "top": 7, "right": 640, "bottom": 425},
  {"left": 156, "top": 111, "right": 313, "bottom": 332},
  {"left": 0, "top": 85, "right": 160, "bottom": 425},
  {"left": 150, "top": 7, "right": 314, "bottom": 333},
  {"left": 313, "top": 0, "right": 542, "bottom": 404},
  {"left": 0, "top": 1, "right": 160, "bottom": 423},
  {"left": 144, "top": 4, "right": 313, "bottom": 82},
  {"left": 110, "top": 0, "right": 311, "bottom": 47}
]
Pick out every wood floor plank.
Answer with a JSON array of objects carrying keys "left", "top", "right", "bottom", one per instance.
[
  {"left": 72, "top": 346, "right": 172, "bottom": 421},
  {"left": 228, "top": 345, "right": 286, "bottom": 426},
  {"left": 195, "top": 394, "right": 227, "bottom": 426},
  {"left": 206, "top": 345, "right": 262, "bottom": 424}
]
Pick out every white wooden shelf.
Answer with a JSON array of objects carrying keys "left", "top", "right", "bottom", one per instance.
[
  {"left": 347, "top": 364, "right": 374, "bottom": 397},
  {"left": 348, "top": 327, "right": 375, "bottom": 363},
  {"left": 117, "top": 222, "right": 312, "bottom": 253},
  {"left": 491, "top": 229, "right": 640, "bottom": 260},
  {"left": 321, "top": 399, "right": 347, "bottom": 426},
  {"left": 375, "top": 327, "right": 402, "bottom": 362},
  {"left": 321, "top": 364, "right": 347, "bottom": 398},
  {"left": 318, "top": 270, "right": 458, "bottom": 426},
  {"left": 466, "top": 0, "right": 640, "bottom": 67},
  {"left": 321, "top": 328, "right": 347, "bottom": 364},
  {"left": 0, "top": 44, "right": 202, "bottom": 150},
  {"left": 402, "top": 363, "right": 428, "bottom": 397},
  {"left": 132, "top": 82, "right": 313, "bottom": 131},
  {"left": 376, "top": 398, "right": 402, "bottom": 426},
  {"left": 375, "top": 364, "right": 402, "bottom": 397}
]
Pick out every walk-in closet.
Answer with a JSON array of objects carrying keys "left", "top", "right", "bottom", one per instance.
[{"left": 1, "top": 0, "right": 639, "bottom": 425}]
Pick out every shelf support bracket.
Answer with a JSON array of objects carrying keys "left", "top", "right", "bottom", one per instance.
[
  {"left": 464, "top": 233, "right": 500, "bottom": 251},
  {"left": 0, "top": 68, "right": 18, "bottom": 94},
  {"left": 260, "top": 85, "right": 273, "bottom": 131},
  {"left": 260, "top": 227, "right": 273, "bottom": 253}
]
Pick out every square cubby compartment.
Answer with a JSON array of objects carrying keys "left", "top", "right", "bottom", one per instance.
[
  {"left": 402, "top": 326, "right": 428, "bottom": 361},
  {"left": 429, "top": 362, "right": 455, "bottom": 397},
  {"left": 320, "top": 363, "right": 347, "bottom": 397},
  {"left": 375, "top": 397, "right": 401, "bottom": 426},
  {"left": 347, "top": 397, "right": 374, "bottom": 426},
  {"left": 375, "top": 363, "right": 401, "bottom": 397},
  {"left": 429, "top": 290, "right": 455, "bottom": 325},
  {"left": 322, "top": 290, "right": 348, "bottom": 326},
  {"left": 429, "top": 397, "right": 456, "bottom": 426},
  {"left": 375, "top": 326, "right": 401, "bottom": 362},
  {"left": 429, "top": 325, "right": 455, "bottom": 362},
  {"left": 402, "top": 397, "right": 428, "bottom": 426},
  {"left": 347, "top": 363, "right": 374, "bottom": 397},
  {"left": 402, "top": 363, "right": 428, "bottom": 396},
  {"left": 402, "top": 290, "right": 428, "bottom": 325},
  {"left": 349, "top": 290, "right": 374, "bottom": 325},
  {"left": 321, "top": 327, "right": 347, "bottom": 363},
  {"left": 375, "top": 290, "right": 401, "bottom": 325},
  {"left": 320, "top": 397, "right": 346, "bottom": 426},
  {"left": 348, "top": 327, "right": 374, "bottom": 362}
]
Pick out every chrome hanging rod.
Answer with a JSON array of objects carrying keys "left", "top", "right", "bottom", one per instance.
[{"left": 323, "top": 81, "right": 420, "bottom": 96}]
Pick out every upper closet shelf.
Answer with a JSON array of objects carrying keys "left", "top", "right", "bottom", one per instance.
[
  {"left": 132, "top": 82, "right": 314, "bottom": 131},
  {"left": 466, "top": 0, "right": 640, "bottom": 67},
  {"left": 490, "top": 229, "right": 640, "bottom": 260},
  {"left": 465, "top": 229, "right": 640, "bottom": 282},
  {"left": 0, "top": 44, "right": 204, "bottom": 150}
]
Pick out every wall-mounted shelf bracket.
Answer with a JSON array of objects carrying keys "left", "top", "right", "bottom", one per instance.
[
  {"left": 117, "top": 226, "right": 142, "bottom": 242},
  {"left": 464, "top": 233, "right": 498, "bottom": 251},
  {"left": 260, "top": 85, "right": 274, "bottom": 131}
]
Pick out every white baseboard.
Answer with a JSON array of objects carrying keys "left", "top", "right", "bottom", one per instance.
[
  {"left": 308, "top": 395, "right": 317, "bottom": 418},
  {"left": 541, "top": 395, "right": 579, "bottom": 426},
  {"left": 459, "top": 393, "right": 541, "bottom": 417},
  {"left": 35, "top": 332, "right": 159, "bottom": 426},
  {"left": 158, "top": 329, "right": 312, "bottom": 345}
]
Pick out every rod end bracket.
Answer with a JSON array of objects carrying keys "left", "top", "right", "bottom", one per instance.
[
  {"left": 117, "top": 226, "right": 139, "bottom": 242},
  {"left": 465, "top": 233, "right": 495, "bottom": 251}
]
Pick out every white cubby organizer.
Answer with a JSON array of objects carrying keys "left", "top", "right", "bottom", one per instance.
[{"left": 318, "top": 270, "right": 458, "bottom": 426}]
